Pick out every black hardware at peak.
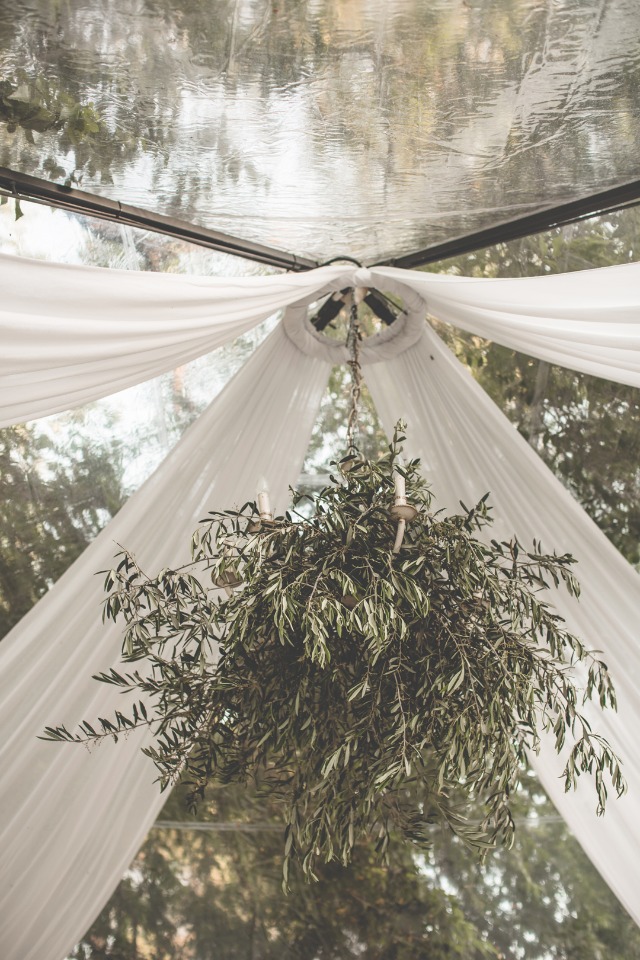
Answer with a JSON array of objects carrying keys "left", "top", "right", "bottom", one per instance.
[
  {"left": 311, "top": 290, "right": 350, "bottom": 331},
  {"left": 310, "top": 289, "right": 399, "bottom": 331},
  {"left": 364, "top": 291, "right": 397, "bottom": 326}
]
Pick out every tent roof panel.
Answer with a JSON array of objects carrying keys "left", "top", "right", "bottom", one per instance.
[{"left": 2, "top": 0, "right": 640, "bottom": 262}]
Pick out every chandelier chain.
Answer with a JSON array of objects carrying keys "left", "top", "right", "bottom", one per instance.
[{"left": 346, "top": 296, "right": 362, "bottom": 453}]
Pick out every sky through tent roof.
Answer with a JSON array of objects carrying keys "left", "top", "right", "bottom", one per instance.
[{"left": 2, "top": 0, "right": 640, "bottom": 264}]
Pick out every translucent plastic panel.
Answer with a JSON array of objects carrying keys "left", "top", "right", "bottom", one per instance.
[
  {"left": 2, "top": 0, "right": 640, "bottom": 263},
  {"left": 426, "top": 207, "right": 640, "bottom": 280}
]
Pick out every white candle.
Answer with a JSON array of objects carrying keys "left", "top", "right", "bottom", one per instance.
[
  {"left": 394, "top": 471, "right": 406, "bottom": 503},
  {"left": 257, "top": 478, "right": 272, "bottom": 520}
]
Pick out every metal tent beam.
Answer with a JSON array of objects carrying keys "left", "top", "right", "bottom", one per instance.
[
  {"left": 0, "top": 166, "right": 318, "bottom": 272},
  {"left": 4, "top": 165, "right": 640, "bottom": 272},
  {"left": 377, "top": 178, "right": 640, "bottom": 269}
]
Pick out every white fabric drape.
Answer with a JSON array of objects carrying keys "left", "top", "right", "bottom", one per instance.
[
  {"left": 368, "top": 264, "right": 640, "bottom": 387},
  {"left": 3, "top": 255, "right": 640, "bottom": 429},
  {"left": 366, "top": 324, "right": 640, "bottom": 927},
  {"left": 0, "top": 254, "right": 348, "bottom": 425},
  {"left": 0, "top": 321, "right": 330, "bottom": 960},
  {"left": 3, "top": 252, "right": 640, "bottom": 952}
]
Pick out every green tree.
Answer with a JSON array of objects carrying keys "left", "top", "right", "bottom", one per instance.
[
  {"left": 72, "top": 769, "right": 640, "bottom": 960},
  {"left": 430, "top": 214, "right": 640, "bottom": 566},
  {"left": 72, "top": 782, "right": 498, "bottom": 960},
  {"left": 0, "top": 67, "right": 140, "bottom": 186},
  {"left": 423, "top": 769, "right": 640, "bottom": 959},
  {"left": 0, "top": 414, "right": 124, "bottom": 638}
]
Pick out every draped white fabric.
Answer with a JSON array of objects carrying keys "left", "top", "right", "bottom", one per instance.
[
  {"left": 0, "top": 254, "right": 347, "bottom": 425},
  {"left": 3, "top": 253, "right": 640, "bottom": 956},
  {"left": 0, "top": 322, "right": 330, "bottom": 960},
  {"left": 369, "top": 264, "right": 640, "bottom": 387},
  {"left": 366, "top": 325, "right": 640, "bottom": 927},
  {"left": 3, "top": 254, "right": 640, "bottom": 428}
]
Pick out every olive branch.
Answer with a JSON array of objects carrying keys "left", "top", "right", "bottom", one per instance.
[{"left": 43, "top": 424, "right": 625, "bottom": 886}]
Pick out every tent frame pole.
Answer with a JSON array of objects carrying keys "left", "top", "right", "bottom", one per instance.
[
  {"left": 0, "top": 166, "right": 318, "bottom": 272},
  {"left": 3, "top": 165, "right": 640, "bottom": 271},
  {"left": 376, "top": 178, "right": 640, "bottom": 269}
]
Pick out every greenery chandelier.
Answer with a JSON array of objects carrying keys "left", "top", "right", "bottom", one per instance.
[{"left": 44, "top": 295, "right": 625, "bottom": 886}]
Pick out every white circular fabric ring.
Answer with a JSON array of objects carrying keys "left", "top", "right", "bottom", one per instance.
[{"left": 282, "top": 273, "right": 427, "bottom": 365}]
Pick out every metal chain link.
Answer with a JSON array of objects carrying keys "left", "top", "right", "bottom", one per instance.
[{"left": 346, "top": 296, "right": 362, "bottom": 453}]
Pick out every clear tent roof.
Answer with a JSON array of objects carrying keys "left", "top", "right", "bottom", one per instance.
[{"left": 2, "top": 0, "right": 640, "bottom": 264}]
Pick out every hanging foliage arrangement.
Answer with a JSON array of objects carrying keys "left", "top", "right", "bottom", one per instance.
[{"left": 44, "top": 421, "right": 624, "bottom": 884}]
